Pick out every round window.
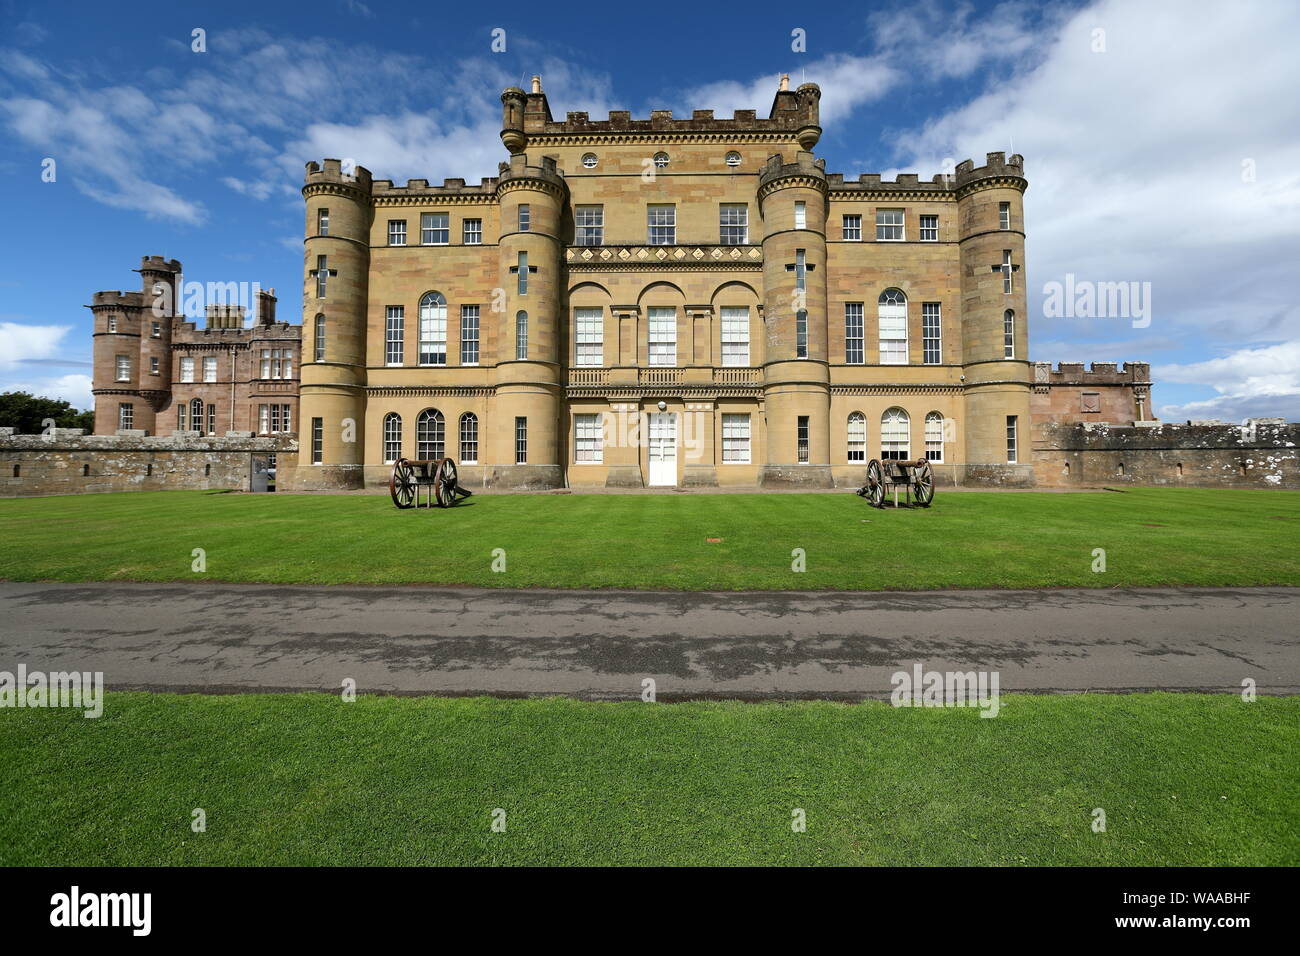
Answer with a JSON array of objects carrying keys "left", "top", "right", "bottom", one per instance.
[
  {"left": 582, "top": 153, "right": 598, "bottom": 168},
  {"left": 653, "top": 152, "right": 669, "bottom": 168},
  {"left": 725, "top": 151, "right": 742, "bottom": 167}
]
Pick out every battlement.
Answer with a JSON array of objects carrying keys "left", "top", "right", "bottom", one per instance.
[
  {"left": 758, "top": 151, "right": 828, "bottom": 191},
  {"left": 955, "top": 151, "right": 1026, "bottom": 190},
  {"left": 89, "top": 290, "right": 146, "bottom": 308},
  {"left": 371, "top": 176, "right": 499, "bottom": 198},
  {"left": 304, "top": 158, "right": 374, "bottom": 190},
  {"left": 1036, "top": 361, "right": 1152, "bottom": 385},
  {"left": 503, "top": 74, "right": 820, "bottom": 146},
  {"left": 494, "top": 152, "right": 567, "bottom": 196},
  {"left": 136, "top": 255, "right": 182, "bottom": 274}
]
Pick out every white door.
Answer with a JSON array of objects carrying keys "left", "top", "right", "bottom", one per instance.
[{"left": 647, "top": 412, "right": 677, "bottom": 486}]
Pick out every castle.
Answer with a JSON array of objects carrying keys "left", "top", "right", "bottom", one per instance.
[
  {"left": 89, "top": 259, "right": 299, "bottom": 439},
  {"left": 87, "top": 75, "right": 1163, "bottom": 490}
]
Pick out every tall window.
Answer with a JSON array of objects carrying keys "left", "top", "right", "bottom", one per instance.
[
  {"left": 575, "top": 206, "right": 604, "bottom": 246},
  {"left": 203, "top": 356, "right": 217, "bottom": 382},
  {"left": 794, "top": 201, "right": 807, "bottom": 230},
  {"left": 383, "top": 413, "right": 402, "bottom": 463},
  {"left": 719, "top": 204, "right": 748, "bottom": 244},
  {"left": 261, "top": 348, "right": 290, "bottom": 378},
  {"left": 922, "top": 303, "right": 941, "bottom": 364},
  {"left": 881, "top": 407, "right": 910, "bottom": 460},
  {"left": 794, "top": 249, "right": 806, "bottom": 295},
  {"left": 315, "top": 255, "right": 330, "bottom": 297},
  {"left": 314, "top": 314, "right": 326, "bottom": 361},
  {"left": 515, "top": 417, "right": 527, "bottom": 464},
  {"left": 1001, "top": 250, "right": 1014, "bottom": 293},
  {"left": 878, "top": 289, "right": 908, "bottom": 365},
  {"left": 720, "top": 307, "right": 750, "bottom": 366},
  {"left": 388, "top": 220, "right": 406, "bottom": 246},
  {"left": 180, "top": 357, "right": 194, "bottom": 382},
  {"left": 999, "top": 202, "right": 1011, "bottom": 230},
  {"left": 517, "top": 251, "right": 528, "bottom": 295},
  {"left": 1003, "top": 309, "right": 1015, "bottom": 358},
  {"left": 721, "top": 414, "right": 751, "bottom": 464},
  {"left": 460, "top": 305, "right": 480, "bottom": 365},
  {"left": 647, "top": 307, "right": 676, "bottom": 365},
  {"left": 118, "top": 403, "right": 133, "bottom": 430},
  {"left": 421, "top": 212, "right": 449, "bottom": 245},
  {"left": 847, "top": 412, "right": 866, "bottom": 462},
  {"left": 876, "top": 209, "right": 904, "bottom": 241},
  {"left": 107, "top": 315, "right": 117, "bottom": 332},
  {"left": 925, "top": 412, "right": 945, "bottom": 462},
  {"left": 190, "top": 398, "right": 204, "bottom": 434},
  {"left": 115, "top": 355, "right": 130, "bottom": 381},
  {"left": 648, "top": 204, "right": 675, "bottom": 245},
  {"left": 178, "top": 403, "right": 187, "bottom": 431},
  {"left": 842, "top": 214, "right": 862, "bottom": 241},
  {"left": 418, "top": 293, "right": 446, "bottom": 366},
  {"left": 845, "top": 303, "right": 864, "bottom": 364},
  {"left": 311, "top": 418, "right": 323, "bottom": 464},
  {"left": 574, "top": 308, "right": 603, "bottom": 366},
  {"left": 575, "top": 413, "right": 603, "bottom": 463},
  {"left": 416, "top": 408, "right": 444, "bottom": 460},
  {"left": 463, "top": 219, "right": 482, "bottom": 244},
  {"left": 1006, "top": 416, "right": 1019, "bottom": 463},
  {"left": 150, "top": 356, "right": 159, "bottom": 375},
  {"left": 797, "top": 416, "right": 810, "bottom": 463},
  {"left": 385, "top": 306, "right": 405, "bottom": 365},
  {"left": 259, "top": 404, "right": 269, "bottom": 435},
  {"left": 919, "top": 214, "right": 938, "bottom": 241},
  {"left": 317, "top": 207, "right": 329, "bottom": 236},
  {"left": 207, "top": 403, "right": 215, "bottom": 435},
  {"left": 515, "top": 311, "right": 528, "bottom": 360},
  {"left": 151, "top": 322, "right": 161, "bottom": 338},
  {"left": 517, "top": 204, "right": 530, "bottom": 232},
  {"left": 795, "top": 310, "right": 808, "bottom": 359},
  {"left": 459, "top": 413, "right": 478, "bottom": 464}
]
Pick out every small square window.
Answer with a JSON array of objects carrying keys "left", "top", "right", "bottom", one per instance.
[{"left": 919, "top": 215, "right": 938, "bottom": 241}]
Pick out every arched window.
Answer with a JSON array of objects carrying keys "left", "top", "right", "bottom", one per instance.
[
  {"left": 383, "top": 412, "right": 402, "bottom": 464},
  {"left": 653, "top": 152, "right": 669, "bottom": 169},
  {"left": 881, "top": 407, "right": 910, "bottom": 460},
  {"left": 516, "top": 311, "right": 528, "bottom": 360},
  {"left": 190, "top": 398, "right": 204, "bottom": 435},
  {"left": 419, "top": 292, "right": 447, "bottom": 366},
  {"left": 1003, "top": 309, "right": 1015, "bottom": 359},
  {"left": 582, "top": 153, "right": 598, "bottom": 169},
  {"left": 314, "top": 314, "right": 326, "bottom": 362},
  {"left": 416, "top": 409, "right": 445, "bottom": 460},
  {"left": 459, "top": 413, "right": 478, "bottom": 464},
  {"left": 879, "top": 289, "right": 908, "bottom": 365},
  {"left": 925, "top": 411, "right": 944, "bottom": 462},
  {"left": 847, "top": 412, "right": 867, "bottom": 462},
  {"left": 725, "top": 151, "right": 741, "bottom": 167}
]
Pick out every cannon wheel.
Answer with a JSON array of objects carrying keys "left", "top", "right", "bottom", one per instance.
[
  {"left": 389, "top": 458, "right": 417, "bottom": 509},
  {"left": 433, "top": 457, "right": 459, "bottom": 508},
  {"left": 912, "top": 459, "right": 934, "bottom": 507},
  {"left": 865, "top": 459, "right": 886, "bottom": 509}
]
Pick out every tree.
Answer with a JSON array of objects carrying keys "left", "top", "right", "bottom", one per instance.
[{"left": 0, "top": 392, "right": 95, "bottom": 434}]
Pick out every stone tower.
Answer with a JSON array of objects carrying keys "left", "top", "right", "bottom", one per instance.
[
  {"left": 298, "top": 158, "right": 373, "bottom": 488},
  {"left": 955, "top": 152, "right": 1032, "bottom": 482}
]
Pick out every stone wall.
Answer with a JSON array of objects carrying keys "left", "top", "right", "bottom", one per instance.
[
  {"left": 1033, "top": 419, "right": 1299, "bottom": 488},
  {"left": 0, "top": 428, "right": 297, "bottom": 497}
]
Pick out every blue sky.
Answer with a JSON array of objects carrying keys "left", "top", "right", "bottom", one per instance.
[{"left": 2, "top": 0, "right": 1298, "bottom": 420}]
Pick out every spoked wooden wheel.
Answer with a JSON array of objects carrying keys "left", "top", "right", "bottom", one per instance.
[
  {"left": 389, "top": 458, "right": 417, "bottom": 509},
  {"left": 433, "top": 457, "right": 459, "bottom": 508},
  {"left": 912, "top": 459, "right": 934, "bottom": 507},
  {"left": 865, "top": 459, "right": 886, "bottom": 509}
]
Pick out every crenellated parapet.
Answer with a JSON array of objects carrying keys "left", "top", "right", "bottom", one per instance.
[
  {"left": 1035, "top": 361, "right": 1153, "bottom": 386},
  {"left": 494, "top": 153, "right": 568, "bottom": 202},
  {"left": 955, "top": 151, "right": 1027, "bottom": 198},
  {"left": 303, "top": 158, "right": 373, "bottom": 201},
  {"left": 757, "top": 151, "right": 828, "bottom": 201},
  {"left": 371, "top": 176, "right": 499, "bottom": 205}
]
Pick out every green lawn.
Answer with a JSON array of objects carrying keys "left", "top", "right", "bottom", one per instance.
[
  {"left": 0, "top": 488, "right": 1297, "bottom": 589},
  {"left": 1, "top": 692, "right": 1294, "bottom": 866}
]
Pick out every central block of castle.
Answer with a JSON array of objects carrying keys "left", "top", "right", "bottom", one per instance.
[{"left": 295, "top": 75, "right": 1034, "bottom": 490}]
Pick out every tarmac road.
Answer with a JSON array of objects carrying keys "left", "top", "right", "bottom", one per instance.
[{"left": 1, "top": 582, "right": 1296, "bottom": 700}]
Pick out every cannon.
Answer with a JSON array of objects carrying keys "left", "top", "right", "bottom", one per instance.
[
  {"left": 856, "top": 458, "right": 934, "bottom": 509},
  {"left": 389, "top": 457, "right": 473, "bottom": 509}
]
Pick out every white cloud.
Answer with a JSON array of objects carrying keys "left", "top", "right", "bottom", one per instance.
[
  {"left": 0, "top": 322, "right": 71, "bottom": 365},
  {"left": 1156, "top": 342, "right": 1300, "bottom": 422}
]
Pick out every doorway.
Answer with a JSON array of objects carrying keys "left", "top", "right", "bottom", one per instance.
[{"left": 647, "top": 412, "right": 677, "bottom": 486}]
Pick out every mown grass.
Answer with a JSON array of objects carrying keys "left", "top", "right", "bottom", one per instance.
[
  {"left": 0, "top": 692, "right": 1295, "bottom": 866},
  {"left": 0, "top": 488, "right": 1297, "bottom": 589}
]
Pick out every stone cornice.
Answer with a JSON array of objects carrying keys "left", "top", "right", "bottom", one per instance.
[
  {"left": 303, "top": 181, "right": 369, "bottom": 203},
  {"left": 830, "top": 384, "right": 964, "bottom": 395},
  {"left": 566, "top": 384, "right": 763, "bottom": 399},
  {"left": 758, "top": 174, "right": 829, "bottom": 202},
  {"left": 373, "top": 193, "right": 497, "bottom": 207},
  {"left": 527, "top": 131, "right": 801, "bottom": 148},
  {"left": 494, "top": 177, "right": 567, "bottom": 202},
  {"left": 365, "top": 386, "right": 498, "bottom": 398},
  {"left": 565, "top": 244, "right": 762, "bottom": 271},
  {"left": 955, "top": 175, "right": 1028, "bottom": 200},
  {"left": 829, "top": 189, "right": 957, "bottom": 202}
]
